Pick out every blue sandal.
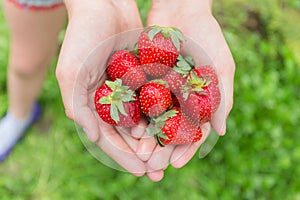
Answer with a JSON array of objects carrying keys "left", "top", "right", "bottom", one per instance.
[{"left": 0, "top": 103, "right": 42, "bottom": 162}]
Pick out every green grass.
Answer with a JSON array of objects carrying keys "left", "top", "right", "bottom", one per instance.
[{"left": 1, "top": 0, "right": 300, "bottom": 199}]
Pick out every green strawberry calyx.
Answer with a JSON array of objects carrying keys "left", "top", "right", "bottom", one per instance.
[
  {"left": 99, "top": 79, "right": 136, "bottom": 123},
  {"left": 151, "top": 79, "right": 170, "bottom": 88},
  {"left": 146, "top": 25, "right": 185, "bottom": 51},
  {"left": 173, "top": 54, "right": 195, "bottom": 76},
  {"left": 146, "top": 109, "right": 178, "bottom": 147},
  {"left": 181, "top": 71, "right": 211, "bottom": 100}
]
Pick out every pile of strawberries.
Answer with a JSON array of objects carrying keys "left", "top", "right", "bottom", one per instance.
[{"left": 94, "top": 26, "right": 221, "bottom": 146}]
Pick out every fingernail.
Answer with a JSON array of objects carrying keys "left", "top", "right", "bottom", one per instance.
[{"left": 219, "top": 122, "right": 226, "bottom": 136}]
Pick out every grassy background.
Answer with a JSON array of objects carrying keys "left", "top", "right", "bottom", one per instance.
[{"left": 0, "top": 0, "right": 300, "bottom": 199}]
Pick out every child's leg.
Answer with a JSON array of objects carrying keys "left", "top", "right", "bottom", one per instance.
[
  {"left": 3, "top": 0, "right": 67, "bottom": 118},
  {"left": 0, "top": 1, "right": 66, "bottom": 160}
]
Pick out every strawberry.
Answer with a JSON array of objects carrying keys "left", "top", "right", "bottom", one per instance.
[
  {"left": 193, "top": 65, "right": 221, "bottom": 112},
  {"left": 162, "top": 69, "right": 185, "bottom": 94},
  {"left": 139, "top": 80, "right": 172, "bottom": 117},
  {"left": 141, "top": 63, "right": 170, "bottom": 79},
  {"left": 163, "top": 55, "right": 195, "bottom": 94},
  {"left": 179, "top": 66, "right": 221, "bottom": 124},
  {"left": 194, "top": 65, "right": 219, "bottom": 85},
  {"left": 121, "top": 66, "right": 147, "bottom": 91},
  {"left": 106, "top": 50, "right": 146, "bottom": 90},
  {"left": 138, "top": 25, "right": 185, "bottom": 77},
  {"left": 94, "top": 79, "right": 140, "bottom": 127},
  {"left": 147, "top": 107, "right": 202, "bottom": 146}
]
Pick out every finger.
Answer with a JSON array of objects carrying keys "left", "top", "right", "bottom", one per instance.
[
  {"left": 117, "top": 126, "right": 139, "bottom": 152},
  {"left": 146, "top": 169, "right": 165, "bottom": 182},
  {"left": 145, "top": 162, "right": 165, "bottom": 182},
  {"left": 131, "top": 117, "right": 148, "bottom": 139},
  {"left": 71, "top": 70, "right": 100, "bottom": 142},
  {"left": 147, "top": 145, "right": 175, "bottom": 171},
  {"left": 97, "top": 121, "right": 146, "bottom": 176},
  {"left": 170, "top": 123, "right": 211, "bottom": 168},
  {"left": 210, "top": 58, "right": 235, "bottom": 135},
  {"left": 136, "top": 131, "right": 157, "bottom": 161},
  {"left": 74, "top": 105, "right": 100, "bottom": 142},
  {"left": 201, "top": 19, "right": 235, "bottom": 136},
  {"left": 182, "top": 18, "right": 235, "bottom": 136},
  {"left": 56, "top": 19, "right": 115, "bottom": 141}
]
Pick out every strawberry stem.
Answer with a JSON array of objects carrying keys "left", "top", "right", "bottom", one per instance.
[{"left": 155, "top": 134, "right": 165, "bottom": 147}]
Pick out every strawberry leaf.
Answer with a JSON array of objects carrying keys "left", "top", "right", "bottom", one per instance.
[
  {"left": 121, "top": 95, "right": 135, "bottom": 102},
  {"left": 148, "top": 28, "right": 161, "bottom": 41},
  {"left": 161, "top": 29, "right": 171, "bottom": 38},
  {"left": 157, "top": 131, "right": 169, "bottom": 140},
  {"left": 121, "top": 90, "right": 136, "bottom": 102},
  {"left": 185, "top": 56, "right": 195, "bottom": 66},
  {"left": 177, "top": 60, "right": 191, "bottom": 70},
  {"left": 170, "top": 31, "right": 181, "bottom": 51},
  {"left": 116, "top": 101, "right": 127, "bottom": 116},
  {"left": 146, "top": 125, "right": 156, "bottom": 136},
  {"left": 133, "top": 42, "right": 139, "bottom": 57},
  {"left": 110, "top": 104, "right": 120, "bottom": 122},
  {"left": 172, "top": 27, "right": 185, "bottom": 42},
  {"left": 105, "top": 80, "right": 117, "bottom": 90},
  {"left": 99, "top": 96, "right": 111, "bottom": 104},
  {"left": 151, "top": 79, "right": 169, "bottom": 88},
  {"left": 173, "top": 66, "right": 188, "bottom": 75},
  {"left": 155, "top": 121, "right": 165, "bottom": 130},
  {"left": 173, "top": 55, "right": 195, "bottom": 75},
  {"left": 154, "top": 109, "right": 178, "bottom": 123},
  {"left": 111, "top": 91, "right": 121, "bottom": 99}
]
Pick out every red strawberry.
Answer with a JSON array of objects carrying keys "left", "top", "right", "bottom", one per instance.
[
  {"left": 121, "top": 66, "right": 147, "bottom": 91},
  {"left": 141, "top": 63, "right": 170, "bottom": 79},
  {"left": 94, "top": 79, "right": 140, "bottom": 127},
  {"left": 147, "top": 107, "right": 202, "bottom": 146},
  {"left": 106, "top": 50, "right": 146, "bottom": 90},
  {"left": 193, "top": 65, "right": 220, "bottom": 112},
  {"left": 179, "top": 67, "right": 221, "bottom": 124},
  {"left": 163, "top": 55, "right": 195, "bottom": 94},
  {"left": 162, "top": 69, "right": 185, "bottom": 95},
  {"left": 139, "top": 80, "right": 172, "bottom": 117},
  {"left": 138, "top": 26, "right": 185, "bottom": 77},
  {"left": 194, "top": 65, "right": 219, "bottom": 85}
]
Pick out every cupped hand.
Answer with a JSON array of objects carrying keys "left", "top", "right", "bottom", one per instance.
[
  {"left": 56, "top": 0, "right": 147, "bottom": 176},
  {"left": 137, "top": 0, "right": 235, "bottom": 180}
]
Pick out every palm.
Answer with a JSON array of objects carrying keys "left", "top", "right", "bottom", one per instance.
[
  {"left": 56, "top": 0, "right": 146, "bottom": 176},
  {"left": 145, "top": 6, "right": 235, "bottom": 170}
]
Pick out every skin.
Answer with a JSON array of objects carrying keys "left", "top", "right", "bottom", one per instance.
[
  {"left": 136, "top": 0, "right": 235, "bottom": 181},
  {"left": 3, "top": 1, "right": 67, "bottom": 119},
  {"left": 56, "top": 0, "right": 148, "bottom": 177},
  {"left": 3, "top": 0, "right": 234, "bottom": 182},
  {"left": 58, "top": 0, "right": 235, "bottom": 182}
]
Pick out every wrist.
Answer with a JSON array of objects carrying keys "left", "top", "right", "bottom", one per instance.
[
  {"left": 151, "top": 0, "right": 212, "bottom": 15},
  {"left": 63, "top": 0, "right": 113, "bottom": 18}
]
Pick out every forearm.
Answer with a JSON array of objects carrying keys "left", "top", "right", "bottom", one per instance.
[
  {"left": 63, "top": 0, "right": 113, "bottom": 18},
  {"left": 63, "top": 0, "right": 141, "bottom": 30},
  {"left": 151, "top": 0, "right": 213, "bottom": 15}
]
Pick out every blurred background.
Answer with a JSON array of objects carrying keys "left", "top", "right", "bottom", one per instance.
[{"left": 0, "top": 0, "right": 299, "bottom": 199}]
